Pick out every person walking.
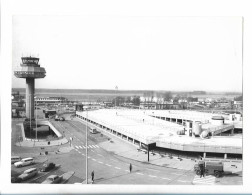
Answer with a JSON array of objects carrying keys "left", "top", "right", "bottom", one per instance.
[
  {"left": 91, "top": 170, "right": 94, "bottom": 183},
  {"left": 200, "top": 166, "right": 205, "bottom": 178},
  {"left": 129, "top": 163, "right": 132, "bottom": 173}
]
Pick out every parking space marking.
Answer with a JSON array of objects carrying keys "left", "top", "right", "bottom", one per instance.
[
  {"left": 105, "top": 164, "right": 112, "bottom": 167},
  {"left": 136, "top": 173, "right": 144, "bottom": 175},
  {"left": 97, "top": 154, "right": 103, "bottom": 157},
  {"left": 89, "top": 145, "right": 93, "bottom": 148},
  {"left": 92, "top": 159, "right": 97, "bottom": 161},
  {"left": 110, "top": 159, "right": 118, "bottom": 162},
  {"left": 75, "top": 146, "right": 79, "bottom": 149},
  {"left": 125, "top": 170, "right": 130, "bottom": 172},
  {"left": 148, "top": 175, "right": 157, "bottom": 178},
  {"left": 98, "top": 161, "right": 103, "bottom": 164},
  {"left": 115, "top": 167, "right": 121, "bottom": 170},
  {"left": 79, "top": 146, "right": 83, "bottom": 149}
]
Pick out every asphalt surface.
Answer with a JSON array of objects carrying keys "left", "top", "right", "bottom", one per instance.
[{"left": 11, "top": 117, "right": 242, "bottom": 185}]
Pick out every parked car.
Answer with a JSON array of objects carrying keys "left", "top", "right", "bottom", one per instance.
[
  {"left": 41, "top": 162, "right": 55, "bottom": 172},
  {"left": 18, "top": 168, "right": 38, "bottom": 181},
  {"left": 42, "top": 175, "right": 63, "bottom": 184},
  {"left": 11, "top": 156, "right": 21, "bottom": 164},
  {"left": 14, "top": 157, "right": 34, "bottom": 168}
]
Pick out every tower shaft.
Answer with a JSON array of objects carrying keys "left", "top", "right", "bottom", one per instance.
[{"left": 26, "top": 78, "right": 35, "bottom": 119}]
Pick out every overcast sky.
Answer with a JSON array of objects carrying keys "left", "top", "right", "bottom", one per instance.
[{"left": 12, "top": 16, "right": 242, "bottom": 92}]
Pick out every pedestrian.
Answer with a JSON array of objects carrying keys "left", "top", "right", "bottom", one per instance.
[
  {"left": 129, "top": 163, "right": 132, "bottom": 173},
  {"left": 91, "top": 170, "right": 94, "bottom": 183},
  {"left": 200, "top": 166, "right": 205, "bottom": 178}
]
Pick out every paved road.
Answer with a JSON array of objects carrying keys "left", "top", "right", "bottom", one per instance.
[{"left": 11, "top": 118, "right": 242, "bottom": 185}]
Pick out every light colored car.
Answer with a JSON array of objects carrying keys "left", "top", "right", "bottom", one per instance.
[
  {"left": 14, "top": 157, "right": 34, "bottom": 168},
  {"left": 11, "top": 156, "right": 21, "bottom": 164},
  {"left": 18, "top": 168, "right": 38, "bottom": 181},
  {"left": 42, "top": 175, "right": 63, "bottom": 184}
]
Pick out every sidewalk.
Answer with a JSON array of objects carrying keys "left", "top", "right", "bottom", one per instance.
[
  {"left": 98, "top": 131, "right": 242, "bottom": 172},
  {"left": 15, "top": 137, "right": 69, "bottom": 147}
]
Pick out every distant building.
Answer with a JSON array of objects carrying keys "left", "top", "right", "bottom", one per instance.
[
  {"left": 35, "top": 97, "right": 68, "bottom": 105},
  {"left": 11, "top": 91, "right": 25, "bottom": 118}
]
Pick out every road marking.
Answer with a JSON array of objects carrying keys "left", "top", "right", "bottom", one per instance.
[
  {"left": 79, "top": 146, "right": 83, "bottom": 149},
  {"left": 110, "top": 159, "right": 118, "bottom": 162},
  {"left": 75, "top": 146, "right": 79, "bottom": 149},
  {"left": 105, "top": 164, "right": 112, "bottom": 167},
  {"left": 177, "top": 180, "right": 188, "bottom": 183},
  {"left": 146, "top": 168, "right": 159, "bottom": 172},
  {"left": 82, "top": 146, "right": 86, "bottom": 148},
  {"left": 97, "top": 154, "right": 104, "bottom": 157},
  {"left": 98, "top": 161, "right": 103, "bottom": 164},
  {"left": 89, "top": 145, "right": 93, "bottom": 148},
  {"left": 148, "top": 175, "right": 157, "bottom": 178},
  {"left": 171, "top": 173, "right": 182, "bottom": 175},
  {"left": 78, "top": 151, "right": 81, "bottom": 153},
  {"left": 88, "top": 156, "right": 91, "bottom": 159},
  {"left": 92, "top": 159, "right": 97, "bottom": 161},
  {"left": 115, "top": 167, "right": 121, "bottom": 170},
  {"left": 161, "top": 177, "right": 171, "bottom": 180},
  {"left": 91, "top": 150, "right": 95, "bottom": 152},
  {"left": 136, "top": 173, "right": 144, "bottom": 175},
  {"left": 82, "top": 154, "right": 85, "bottom": 156},
  {"left": 125, "top": 170, "right": 130, "bottom": 172}
]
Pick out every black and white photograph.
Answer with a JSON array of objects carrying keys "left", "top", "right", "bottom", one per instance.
[{"left": 1, "top": 0, "right": 252, "bottom": 194}]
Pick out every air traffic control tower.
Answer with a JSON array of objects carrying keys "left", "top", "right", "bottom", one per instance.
[{"left": 14, "top": 57, "right": 46, "bottom": 119}]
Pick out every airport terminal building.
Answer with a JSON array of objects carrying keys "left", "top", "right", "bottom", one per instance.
[{"left": 76, "top": 109, "right": 242, "bottom": 160}]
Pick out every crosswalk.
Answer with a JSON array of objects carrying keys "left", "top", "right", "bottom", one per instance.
[
  {"left": 75, "top": 145, "right": 100, "bottom": 149},
  {"left": 192, "top": 175, "right": 216, "bottom": 185}
]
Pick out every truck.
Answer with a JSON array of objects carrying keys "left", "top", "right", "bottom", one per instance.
[{"left": 194, "top": 161, "right": 224, "bottom": 178}]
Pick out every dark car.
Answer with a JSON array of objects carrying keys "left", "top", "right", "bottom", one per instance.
[{"left": 41, "top": 162, "right": 55, "bottom": 172}]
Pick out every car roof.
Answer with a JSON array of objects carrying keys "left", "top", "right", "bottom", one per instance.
[
  {"left": 11, "top": 156, "right": 21, "bottom": 158},
  {"left": 24, "top": 168, "right": 37, "bottom": 173},
  {"left": 22, "top": 157, "right": 33, "bottom": 160},
  {"left": 48, "top": 175, "right": 58, "bottom": 178}
]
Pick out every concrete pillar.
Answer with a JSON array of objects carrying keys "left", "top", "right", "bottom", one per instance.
[
  {"left": 203, "top": 152, "right": 206, "bottom": 158},
  {"left": 224, "top": 153, "right": 227, "bottom": 159},
  {"left": 26, "top": 78, "right": 35, "bottom": 119}
]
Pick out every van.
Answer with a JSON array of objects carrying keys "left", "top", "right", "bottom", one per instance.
[
  {"left": 89, "top": 127, "right": 98, "bottom": 134},
  {"left": 14, "top": 157, "right": 35, "bottom": 168},
  {"left": 11, "top": 156, "right": 21, "bottom": 164}
]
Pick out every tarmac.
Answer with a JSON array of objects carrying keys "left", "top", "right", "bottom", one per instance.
[{"left": 15, "top": 118, "right": 242, "bottom": 173}]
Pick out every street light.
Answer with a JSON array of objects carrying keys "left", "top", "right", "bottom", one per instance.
[{"left": 86, "top": 108, "right": 88, "bottom": 184}]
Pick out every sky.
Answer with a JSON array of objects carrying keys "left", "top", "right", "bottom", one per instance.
[{"left": 12, "top": 16, "right": 242, "bottom": 92}]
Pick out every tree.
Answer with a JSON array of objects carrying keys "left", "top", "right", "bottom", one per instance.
[
  {"left": 132, "top": 96, "right": 140, "bottom": 106},
  {"left": 234, "top": 95, "right": 242, "bottom": 101},
  {"left": 163, "top": 91, "right": 172, "bottom": 102}
]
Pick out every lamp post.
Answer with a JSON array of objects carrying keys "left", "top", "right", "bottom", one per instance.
[
  {"left": 115, "top": 86, "right": 118, "bottom": 108},
  {"left": 86, "top": 108, "right": 88, "bottom": 184}
]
